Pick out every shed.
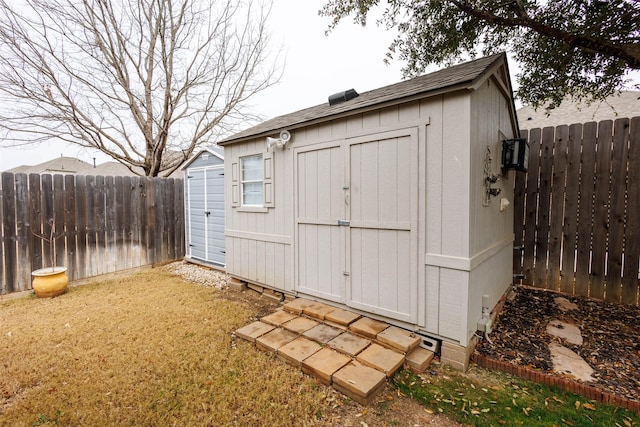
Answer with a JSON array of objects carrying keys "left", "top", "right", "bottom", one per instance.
[
  {"left": 219, "top": 53, "right": 520, "bottom": 369},
  {"left": 182, "top": 146, "right": 225, "bottom": 267}
]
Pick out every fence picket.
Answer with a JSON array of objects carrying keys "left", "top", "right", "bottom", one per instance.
[
  {"left": 575, "top": 122, "right": 597, "bottom": 297},
  {"left": 2, "top": 173, "right": 17, "bottom": 293},
  {"left": 607, "top": 119, "right": 629, "bottom": 301},
  {"left": 64, "top": 175, "right": 78, "bottom": 281},
  {"left": 15, "top": 174, "right": 31, "bottom": 290},
  {"left": 523, "top": 128, "right": 541, "bottom": 283},
  {"left": 560, "top": 124, "right": 582, "bottom": 294},
  {"left": 623, "top": 118, "right": 640, "bottom": 305},
  {"left": 548, "top": 125, "right": 568, "bottom": 290},
  {"left": 591, "top": 120, "right": 613, "bottom": 299}
]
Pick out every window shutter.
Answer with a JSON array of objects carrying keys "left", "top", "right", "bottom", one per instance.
[
  {"left": 263, "top": 151, "right": 274, "bottom": 208},
  {"left": 231, "top": 161, "right": 240, "bottom": 207}
]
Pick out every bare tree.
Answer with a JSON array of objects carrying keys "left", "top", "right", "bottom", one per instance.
[{"left": 0, "top": 0, "right": 280, "bottom": 176}]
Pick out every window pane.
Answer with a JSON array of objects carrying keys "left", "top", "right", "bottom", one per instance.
[
  {"left": 241, "top": 155, "right": 263, "bottom": 181},
  {"left": 242, "top": 182, "right": 263, "bottom": 205}
]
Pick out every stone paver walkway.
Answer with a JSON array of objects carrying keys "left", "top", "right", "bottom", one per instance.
[{"left": 235, "top": 298, "right": 434, "bottom": 405}]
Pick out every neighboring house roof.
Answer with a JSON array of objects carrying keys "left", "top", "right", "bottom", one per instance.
[
  {"left": 220, "top": 53, "right": 513, "bottom": 145},
  {"left": 6, "top": 156, "right": 93, "bottom": 175},
  {"left": 181, "top": 146, "right": 224, "bottom": 170},
  {"left": 517, "top": 91, "right": 640, "bottom": 130},
  {"left": 79, "top": 161, "right": 143, "bottom": 176}
]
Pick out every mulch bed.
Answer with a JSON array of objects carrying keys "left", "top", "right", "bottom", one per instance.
[{"left": 475, "top": 286, "right": 640, "bottom": 405}]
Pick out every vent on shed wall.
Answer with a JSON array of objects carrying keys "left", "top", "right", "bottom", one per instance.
[{"left": 328, "top": 89, "right": 359, "bottom": 106}]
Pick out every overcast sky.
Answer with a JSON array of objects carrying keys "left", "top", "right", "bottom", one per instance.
[{"left": 2, "top": 0, "right": 633, "bottom": 172}]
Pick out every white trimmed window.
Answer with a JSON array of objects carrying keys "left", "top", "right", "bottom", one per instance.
[{"left": 240, "top": 154, "right": 264, "bottom": 206}]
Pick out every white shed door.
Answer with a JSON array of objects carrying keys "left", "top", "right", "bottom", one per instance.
[
  {"left": 295, "top": 142, "right": 345, "bottom": 302},
  {"left": 347, "top": 130, "right": 419, "bottom": 323},
  {"left": 295, "top": 129, "right": 418, "bottom": 323}
]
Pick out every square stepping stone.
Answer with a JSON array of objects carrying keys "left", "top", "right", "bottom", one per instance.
[
  {"left": 303, "top": 323, "right": 343, "bottom": 344},
  {"left": 302, "top": 302, "right": 336, "bottom": 320},
  {"left": 332, "top": 361, "right": 387, "bottom": 406},
  {"left": 282, "top": 298, "right": 316, "bottom": 315},
  {"left": 302, "top": 347, "right": 351, "bottom": 386},
  {"left": 261, "top": 310, "right": 298, "bottom": 327},
  {"left": 405, "top": 347, "right": 434, "bottom": 373},
  {"left": 235, "top": 321, "right": 275, "bottom": 343},
  {"left": 376, "top": 326, "right": 421, "bottom": 353},
  {"left": 349, "top": 317, "right": 389, "bottom": 339},
  {"left": 325, "top": 308, "right": 361, "bottom": 326},
  {"left": 278, "top": 337, "right": 322, "bottom": 368},
  {"left": 256, "top": 328, "right": 298, "bottom": 353},
  {"left": 356, "top": 343, "right": 405, "bottom": 377},
  {"left": 282, "top": 316, "right": 319, "bottom": 334},
  {"left": 328, "top": 332, "right": 371, "bottom": 356}
]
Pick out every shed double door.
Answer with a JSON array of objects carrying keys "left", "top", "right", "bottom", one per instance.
[
  {"left": 186, "top": 167, "right": 225, "bottom": 266},
  {"left": 296, "top": 128, "right": 419, "bottom": 323}
]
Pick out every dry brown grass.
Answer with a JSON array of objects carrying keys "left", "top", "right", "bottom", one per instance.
[
  {"left": 0, "top": 270, "right": 332, "bottom": 426},
  {"left": 1, "top": 267, "right": 456, "bottom": 427}
]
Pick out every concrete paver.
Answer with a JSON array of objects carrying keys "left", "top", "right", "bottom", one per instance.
[
  {"left": 332, "top": 361, "right": 387, "bottom": 406},
  {"left": 278, "top": 336, "right": 322, "bottom": 368},
  {"left": 261, "top": 310, "right": 298, "bottom": 327},
  {"left": 282, "top": 298, "right": 316, "bottom": 314},
  {"left": 549, "top": 342, "right": 594, "bottom": 382},
  {"left": 303, "top": 302, "right": 337, "bottom": 320},
  {"left": 377, "top": 326, "right": 421, "bottom": 353},
  {"left": 328, "top": 332, "right": 371, "bottom": 356},
  {"left": 256, "top": 328, "right": 298, "bottom": 353},
  {"left": 546, "top": 319, "right": 583, "bottom": 345},
  {"left": 356, "top": 343, "right": 405, "bottom": 377},
  {"left": 405, "top": 347, "right": 435, "bottom": 373},
  {"left": 282, "top": 316, "right": 319, "bottom": 334},
  {"left": 235, "top": 321, "right": 275, "bottom": 343},
  {"left": 302, "top": 347, "right": 351, "bottom": 385},
  {"left": 325, "top": 308, "right": 361, "bottom": 326},
  {"left": 235, "top": 297, "right": 438, "bottom": 405},
  {"left": 302, "top": 323, "right": 343, "bottom": 344},
  {"left": 349, "top": 317, "right": 389, "bottom": 339}
]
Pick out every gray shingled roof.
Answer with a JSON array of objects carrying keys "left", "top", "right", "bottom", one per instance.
[
  {"left": 517, "top": 91, "right": 640, "bottom": 130},
  {"left": 220, "top": 53, "right": 507, "bottom": 145}
]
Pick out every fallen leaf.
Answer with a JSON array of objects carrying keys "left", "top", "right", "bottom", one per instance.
[
  {"left": 623, "top": 419, "right": 632, "bottom": 427},
  {"left": 562, "top": 419, "right": 574, "bottom": 426},
  {"left": 582, "top": 403, "right": 596, "bottom": 411},
  {"left": 575, "top": 401, "right": 581, "bottom": 409}
]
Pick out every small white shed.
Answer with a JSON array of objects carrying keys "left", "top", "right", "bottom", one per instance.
[
  {"left": 183, "top": 146, "right": 226, "bottom": 267},
  {"left": 219, "top": 53, "right": 521, "bottom": 369}
]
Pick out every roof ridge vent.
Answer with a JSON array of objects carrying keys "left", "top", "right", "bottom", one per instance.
[{"left": 328, "top": 88, "right": 359, "bottom": 106}]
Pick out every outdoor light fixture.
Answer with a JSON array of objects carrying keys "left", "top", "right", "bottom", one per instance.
[
  {"left": 501, "top": 138, "right": 529, "bottom": 172},
  {"left": 266, "top": 130, "right": 292, "bottom": 150}
]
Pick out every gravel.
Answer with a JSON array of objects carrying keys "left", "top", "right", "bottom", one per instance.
[{"left": 163, "top": 261, "right": 230, "bottom": 289}]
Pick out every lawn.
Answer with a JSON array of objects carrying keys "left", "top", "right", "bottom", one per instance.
[
  {"left": 0, "top": 269, "right": 331, "bottom": 426},
  {"left": 0, "top": 267, "right": 447, "bottom": 427}
]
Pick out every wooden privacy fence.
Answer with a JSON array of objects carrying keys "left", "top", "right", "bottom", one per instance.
[
  {"left": 514, "top": 116, "right": 640, "bottom": 305},
  {"left": 0, "top": 172, "right": 185, "bottom": 294}
]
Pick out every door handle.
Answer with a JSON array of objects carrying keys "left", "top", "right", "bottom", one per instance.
[
  {"left": 205, "top": 211, "right": 211, "bottom": 216},
  {"left": 337, "top": 220, "right": 350, "bottom": 226}
]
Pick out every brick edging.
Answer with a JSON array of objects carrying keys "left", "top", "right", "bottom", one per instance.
[{"left": 470, "top": 353, "right": 640, "bottom": 415}]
